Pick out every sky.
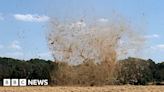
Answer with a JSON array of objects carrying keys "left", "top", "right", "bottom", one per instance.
[{"left": 0, "top": 0, "right": 164, "bottom": 63}]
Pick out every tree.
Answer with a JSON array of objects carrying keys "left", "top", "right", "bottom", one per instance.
[{"left": 114, "top": 57, "right": 154, "bottom": 85}]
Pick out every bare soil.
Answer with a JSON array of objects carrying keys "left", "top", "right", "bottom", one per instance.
[{"left": 0, "top": 86, "right": 164, "bottom": 92}]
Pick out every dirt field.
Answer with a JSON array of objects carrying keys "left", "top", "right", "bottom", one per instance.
[{"left": 0, "top": 86, "right": 164, "bottom": 92}]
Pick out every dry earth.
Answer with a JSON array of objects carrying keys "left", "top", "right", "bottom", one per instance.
[{"left": 0, "top": 86, "right": 164, "bottom": 92}]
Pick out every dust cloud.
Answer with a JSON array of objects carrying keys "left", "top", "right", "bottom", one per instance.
[{"left": 46, "top": 13, "right": 146, "bottom": 86}]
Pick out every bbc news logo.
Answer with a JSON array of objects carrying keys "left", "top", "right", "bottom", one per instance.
[{"left": 3, "top": 79, "right": 48, "bottom": 86}]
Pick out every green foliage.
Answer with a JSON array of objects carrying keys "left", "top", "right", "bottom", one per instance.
[
  {"left": 0, "top": 56, "right": 164, "bottom": 86},
  {"left": 0, "top": 57, "right": 58, "bottom": 85},
  {"left": 114, "top": 57, "right": 157, "bottom": 85},
  {"left": 154, "top": 62, "right": 164, "bottom": 81}
]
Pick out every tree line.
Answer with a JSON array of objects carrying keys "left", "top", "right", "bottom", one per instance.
[
  {"left": 0, "top": 57, "right": 164, "bottom": 85},
  {"left": 0, "top": 57, "right": 58, "bottom": 85}
]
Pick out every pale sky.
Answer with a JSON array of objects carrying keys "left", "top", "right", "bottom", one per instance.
[{"left": 0, "top": 0, "right": 164, "bottom": 63}]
